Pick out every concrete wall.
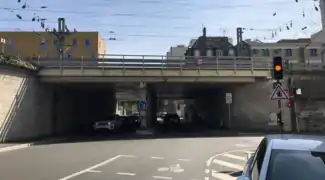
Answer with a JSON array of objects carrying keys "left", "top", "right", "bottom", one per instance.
[
  {"left": 294, "top": 75, "right": 325, "bottom": 132},
  {"left": 0, "top": 67, "right": 54, "bottom": 142},
  {"left": 232, "top": 79, "right": 291, "bottom": 131}
]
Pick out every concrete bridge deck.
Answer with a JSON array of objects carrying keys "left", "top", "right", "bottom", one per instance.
[
  {"left": 26, "top": 54, "right": 325, "bottom": 71},
  {"left": 24, "top": 55, "right": 325, "bottom": 82}
]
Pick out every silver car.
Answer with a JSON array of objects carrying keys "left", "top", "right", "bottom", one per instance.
[
  {"left": 93, "top": 115, "right": 122, "bottom": 131},
  {"left": 238, "top": 134, "right": 325, "bottom": 180}
]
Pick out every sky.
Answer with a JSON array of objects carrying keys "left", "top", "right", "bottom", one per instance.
[{"left": 0, "top": 0, "right": 322, "bottom": 55}]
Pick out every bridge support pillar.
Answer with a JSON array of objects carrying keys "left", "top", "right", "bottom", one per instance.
[
  {"left": 107, "top": 88, "right": 117, "bottom": 115},
  {"left": 145, "top": 84, "right": 157, "bottom": 129}
]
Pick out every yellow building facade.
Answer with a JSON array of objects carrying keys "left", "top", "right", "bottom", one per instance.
[{"left": 0, "top": 31, "right": 106, "bottom": 59}]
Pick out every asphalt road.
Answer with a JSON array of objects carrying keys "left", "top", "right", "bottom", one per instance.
[{"left": 0, "top": 135, "right": 262, "bottom": 180}]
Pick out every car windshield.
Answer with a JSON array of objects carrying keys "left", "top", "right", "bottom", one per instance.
[
  {"left": 165, "top": 114, "right": 179, "bottom": 118},
  {"left": 104, "top": 115, "right": 119, "bottom": 120},
  {"left": 266, "top": 149, "right": 325, "bottom": 180}
]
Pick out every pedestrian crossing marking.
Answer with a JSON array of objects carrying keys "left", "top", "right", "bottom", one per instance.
[
  {"left": 222, "top": 153, "right": 246, "bottom": 161},
  {"left": 212, "top": 159, "right": 244, "bottom": 170},
  {"left": 211, "top": 170, "right": 237, "bottom": 180}
]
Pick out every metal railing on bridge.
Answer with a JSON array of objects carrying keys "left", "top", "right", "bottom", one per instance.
[
  {"left": 26, "top": 54, "right": 271, "bottom": 70},
  {"left": 24, "top": 54, "right": 325, "bottom": 72}
]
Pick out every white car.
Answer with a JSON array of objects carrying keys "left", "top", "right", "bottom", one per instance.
[
  {"left": 93, "top": 115, "right": 122, "bottom": 131},
  {"left": 237, "top": 134, "right": 325, "bottom": 180}
]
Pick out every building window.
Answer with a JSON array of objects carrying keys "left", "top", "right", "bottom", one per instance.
[
  {"left": 85, "top": 39, "right": 90, "bottom": 46},
  {"left": 228, "top": 49, "right": 235, "bottom": 56},
  {"left": 72, "top": 39, "right": 77, "bottom": 46},
  {"left": 194, "top": 49, "right": 200, "bottom": 57},
  {"left": 252, "top": 49, "right": 258, "bottom": 54},
  {"left": 41, "top": 38, "right": 46, "bottom": 45},
  {"left": 206, "top": 49, "right": 213, "bottom": 57},
  {"left": 216, "top": 50, "right": 223, "bottom": 57},
  {"left": 262, "top": 49, "right": 269, "bottom": 56},
  {"left": 53, "top": 39, "right": 58, "bottom": 47},
  {"left": 309, "top": 49, "right": 317, "bottom": 56},
  {"left": 273, "top": 49, "right": 281, "bottom": 55},
  {"left": 284, "top": 49, "right": 292, "bottom": 56}
]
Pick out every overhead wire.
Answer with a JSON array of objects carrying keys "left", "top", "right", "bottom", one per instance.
[{"left": 0, "top": 0, "right": 321, "bottom": 43}]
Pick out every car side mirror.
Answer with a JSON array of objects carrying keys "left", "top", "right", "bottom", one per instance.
[
  {"left": 245, "top": 152, "right": 255, "bottom": 161},
  {"left": 236, "top": 176, "right": 250, "bottom": 180}
]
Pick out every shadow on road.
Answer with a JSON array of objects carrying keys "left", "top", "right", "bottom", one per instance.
[
  {"left": 32, "top": 128, "right": 268, "bottom": 146},
  {"left": 218, "top": 170, "right": 243, "bottom": 177}
]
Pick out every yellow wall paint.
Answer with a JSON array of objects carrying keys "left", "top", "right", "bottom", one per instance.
[{"left": 0, "top": 31, "right": 106, "bottom": 59}]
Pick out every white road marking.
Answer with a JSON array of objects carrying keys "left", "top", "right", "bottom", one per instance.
[
  {"left": 205, "top": 169, "right": 210, "bottom": 173},
  {"left": 235, "top": 144, "right": 252, "bottom": 147},
  {"left": 58, "top": 155, "right": 128, "bottom": 180},
  {"left": 178, "top": 158, "right": 192, "bottom": 162},
  {"left": 151, "top": 156, "right": 165, "bottom": 159},
  {"left": 213, "top": 159, "right": 244, "bottom": 170},
  {"left": 153, "top": 175, "right": 173, "bottom": 179},
  {"left": 116, "top": 172, "right": 136, "bottom": 176},
  {"left": 87, "top": 170, "right": 101, "bottom": 173},
  {"left": 204, "top": 177, "right": 209, "bottom": 180},
  {"left": 158, "top": 167, "right": 169, "bottom": 172},
  {"left": 121, "top": 155, "right": 135, "bottom": 158},
  {"left": 212, "top": 171, "right": 237, "bottom": 180},
  {"left": 222, "top": 153, "right": 246, "bottom": 161},
  {"left": 206, "top": 148, "right": 256, "bottom": 167}
]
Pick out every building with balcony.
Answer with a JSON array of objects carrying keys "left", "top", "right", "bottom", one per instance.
[{"left": 0, "top": 31, "right": 106, "bottom": 59}]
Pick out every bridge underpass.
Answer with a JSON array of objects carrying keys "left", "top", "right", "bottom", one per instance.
[
  {"left": 31, "top": 82, "right": 234, "bottom": 135},
  {"left": 1, "top": 68, "right": 284, "bottom": 142},
  {"left": 153, "top": 83, "right": 232, "bottom": 129},
  {"left": 47, "top": 75, "right": 325, "bottom": 136}
]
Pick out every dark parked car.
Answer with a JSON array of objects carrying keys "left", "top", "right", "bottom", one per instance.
[
  {"left": 157, "top": 113, "right": 181, "bottom": 131},
  {"left": 128, "top": 114, "right": 141, "bottom": 129}
]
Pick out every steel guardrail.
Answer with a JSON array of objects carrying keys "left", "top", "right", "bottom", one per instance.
[{"left": 24, "top": 54, "right": 325, "bottom": 71}]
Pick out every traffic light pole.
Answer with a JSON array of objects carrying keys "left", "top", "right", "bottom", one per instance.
[
  {"left": 276, "top": 80, "right": 284, "bottom": 134},
  {"left": 288, "top": 67, "right": 298, "bottom": 132}
]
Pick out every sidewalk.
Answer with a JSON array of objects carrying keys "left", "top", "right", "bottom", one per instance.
[{"left": 0, "top": 137, "right": 67, "bottom": 153}]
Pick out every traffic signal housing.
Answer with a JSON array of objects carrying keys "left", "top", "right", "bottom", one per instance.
[{"left": 273, "top": 56, "right": 283, "bottom": 80}]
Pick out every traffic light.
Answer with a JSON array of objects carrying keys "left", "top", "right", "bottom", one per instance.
[
  {"left": 273, "top": 56, "right": 283, "bottom": 80},
  {"left": 287, "top": 102, "right": 292, "bottom": 108},
  {"left": 277, "top": 112, "right": 283, "bottom": 125}
]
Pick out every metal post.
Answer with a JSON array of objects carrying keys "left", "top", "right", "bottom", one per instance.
[
  {"left": 276, "top": 80, "right": 283, "bottom": 133},
  {"left": 288, "top": 77, "right": 298, "bottom": 132},
  {"left": 228, "top": 103, "right": 231, "bottom": 129},
  {"left": 286, "top": 59, "right": 298, "bottom": 132}
]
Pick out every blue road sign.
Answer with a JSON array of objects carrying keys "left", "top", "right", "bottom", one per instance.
[{"left": 138, "top": 100, "right": 147, "bottom": 110}]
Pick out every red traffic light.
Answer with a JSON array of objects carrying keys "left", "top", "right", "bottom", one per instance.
[{"left": 287, "top": 103, "right": 291, "bottom": 108}]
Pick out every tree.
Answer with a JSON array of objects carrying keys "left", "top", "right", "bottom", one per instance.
[{"left": 0, "top": 53, "right": 38, "bottom": 71}]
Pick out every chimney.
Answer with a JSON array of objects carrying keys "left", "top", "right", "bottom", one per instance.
[
  {"left": 203, "top": 27, "right": 206, "bottom": 37},
  {"left": 236, "top": 27, "right": 243, "bottom": 55}
]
